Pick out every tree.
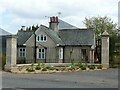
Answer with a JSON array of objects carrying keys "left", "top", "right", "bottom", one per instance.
[
  {"left": 32, "top": 25, "right": 36, "bottom": 31},
  {"left": 35, "top": 24, "right": 39, "bottom": 30},
  {"left": 83, "top": 16, "right": 118, "bottom": 63},
  {"left": 83, "top": 16, "right": 117, "bottom": 39}
]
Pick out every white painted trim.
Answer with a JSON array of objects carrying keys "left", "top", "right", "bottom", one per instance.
[
  {"left": 37, "top": 48, "right": 45, "bottom": 59},
  {"left": 19, "top": 48, "right": 26, "bottom": 57},
  {"left": 59, "top": 47, "right": 63, "bottom": 59}
]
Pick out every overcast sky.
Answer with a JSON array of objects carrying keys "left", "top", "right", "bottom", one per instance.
[{"left": 0, "top": 0, "right": 119, "bottom": 34}]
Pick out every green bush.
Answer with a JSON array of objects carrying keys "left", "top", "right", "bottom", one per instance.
[
  {"left": 26, "top": 67, "right": 35, "bottom": 72},
  {"left": 88, "top": 65, "right": 95, "bottom": 70},
  {"left": 35, "top": 66, "right": 41, "bottom": 70},
  {"left": 26, "top": 63, "right": 35, "bottom": 72},
  {"left": 46, "top": 66, "right": 55, "bottom": 70},
  {"left": 41, "top": 67, "right": 47, "bottom": 71},
  {"left": 79, "top": 64, "right": 84, "bottom": 68},
  {"left": 41, "top": 63, "right": 45, "bottom": 68},
  {"left": 81, "top": 65, "right": 86, "bottom": 70},
  {"left": 59, "top": 67, "right": 66, "bottom": 71},
  {"left": 55, "top": 67, "right": 59, "bottom": 71},
  {"left": 68, "top": 63, "right": 77, "bottom": 70},
  {"left": 35, "top": 63, "right": 41, "bottom": 70},
  {"left": 67, "top": 67, "right": 73, "bottom": 71},
  {"left": 97, "top": 65, "right": 102, "bottom": 69},
  {"left": 74, "top": 62, "right": 82, "bottom": 67}
]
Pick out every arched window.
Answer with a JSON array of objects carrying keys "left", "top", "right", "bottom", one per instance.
[{"left": 36, "top": 34, "right": 47, "bottom": 42}]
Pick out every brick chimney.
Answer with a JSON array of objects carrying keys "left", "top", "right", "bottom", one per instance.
[{"left": 49, "top": 16, "right": 59, "bottom": 32}]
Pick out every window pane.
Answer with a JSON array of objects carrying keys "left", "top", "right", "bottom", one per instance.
[
  {"left": 42, "top": 53, "right": 44, "bottom": 59},
  {"left": 42, "top": 49, "right": 44, "bottom": 52},
  {"left": 23, "top": 53, "right": 25, "bottom": 57},
  {"left": 20, "top": 53, "right": 22, "bottom": 57},
  {"left": 44, "top": 36, "right": 46, "bottom": 41},
  {"left": 19, "top": 48, "right": 26, "bottom": 57},
  {"left": 23, "top": 49, "right": 25, "bottom": 51},
  {"left": 20, "top": 49, "right": 22, "bottom": 51},
  {"left": 37, "top": 36, "right": 39, "bottom": 41},
  {"left": 39, "top": 53, "right": 41, "bottom": 59},
  {"left": 39, "top": 49, "right": 41, "bottom": 52},
  {"left": 41, "top": 35, "right": 43, "bottom": 41}
]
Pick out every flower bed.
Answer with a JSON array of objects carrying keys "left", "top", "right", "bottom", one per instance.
[{"left": 11, "top": 63, "right": 104, "bottom": 74}]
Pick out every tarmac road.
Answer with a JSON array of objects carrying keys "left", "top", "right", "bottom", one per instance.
[{"left": 1, "top": 68, "right": 119, "bottom": 89}]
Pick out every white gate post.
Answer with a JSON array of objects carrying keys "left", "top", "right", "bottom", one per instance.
[
  {"left": 101, "top": 31, "right": 109, "bottom": 68},
  {"left": 5, "top": 35, "right": 17, "bottom": 71}
]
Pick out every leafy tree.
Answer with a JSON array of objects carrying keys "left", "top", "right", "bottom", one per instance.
[
  {"left": 83, "top": 16, "right": 118, "bottom": 63},
  {"left": 28, "top": 26, "right": 31, "bottom": 31},
  {"left": 35, "top": 24, "right": 39, "bottom": 30},
  {"left": 19, "top": 24, "right": 40, "bottom": 32},
  {"left": 83, "top": 16, "right": 117, "bottom": 39},
  {"left": 32, "top": 25, "right": 36, "bottom": 31}
]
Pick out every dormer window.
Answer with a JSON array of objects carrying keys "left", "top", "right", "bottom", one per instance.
[{"left": 37, "top": 34, "right": 47, "bottom": 42}]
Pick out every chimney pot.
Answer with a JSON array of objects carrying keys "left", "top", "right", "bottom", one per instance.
[
  {"left": 21, "top": 26, "right": 25, "bottom": 31},
  {"left": 49, "top": 16, "right": 59, "bottom": 32},
  {"left": 50, "top": 16, "right": 58, "bottom": 23}
]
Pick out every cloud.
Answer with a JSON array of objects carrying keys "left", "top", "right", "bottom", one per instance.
[{"left": 0, "top": 0, "right": 119, "bottom": 34}]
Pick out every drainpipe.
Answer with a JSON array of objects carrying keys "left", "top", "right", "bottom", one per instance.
[
  {"left": 34, "top": 32, "right": 36, "bottom": 63},
  {"left": 63, "top": 46, "right": 65, "bottom": 63},
  {"left": 45, "top": 47, "right": 47, "bottom": 63}
]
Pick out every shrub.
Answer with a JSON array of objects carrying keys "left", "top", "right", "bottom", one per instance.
[
  {"left": 35, "top": 63, "right": 41, "bottom": 70},
  {"left": 26, "top": 67, "right": 35, "bottom": 72},
  {"left": 81, "top": 65, "right": 86, "bottom": 70},
  {"left": 97, "top": 65, "right": 102, "bottom": 69},
  {"left": 41, "top": 67, "right": 47, "bottom": 71},
  {"left": 26, "top": 63, "right": 35, "bottom": 72},
  {"left": 55, "top": 67, "right": 59, "bottom": 71},
  {"left": 74, "top": 62, "right": 82, "bottom": 67},
  {"left": 35, "top": 66, "right": 41, "bottom": 70},
  {"left": 41, "top": 63, "right": 45, "bottom": 68},
  {"left": 59, "top": 67, "right": 66, "bottom": 71},
  {"left": 26, "top": 68, "right": 35, "bottom": 72},
  {"left": 79, "top": 64, "right": 84, "bottom": 68},
  {"left": 46, "top": 66, "right": 55, "bottom": 70},
  {"left": 88, "top": 65, "right": 95, "bottom": 70},
  {"left": 67, "top": 67, "right": 73, "bottom": 71},
  {"left": 68, "top": 63, "right": 77, "bottom": 70}
]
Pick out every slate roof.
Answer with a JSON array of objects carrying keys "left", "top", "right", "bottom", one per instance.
[
  {"left": 38, "top": 25, "right": 63, "bottom": 45},
  {"left": 39, "top": 25, "right": 95, "bottom": 46},
  {"left": 58, "top": 29, "right": 95, "bottom": 46},
  {"left": 17, "top": 19, "right": 95, "bottom": 46},
  {"left": 0, "top": 28, "right": 12, "bottom": 36},
  {"left": 0, "top": 28, "right": 12, "bottom": 53},
  {"left": 58, "top": 19, "right": 78, "bottom": 30},
  {"left": 17, "top": 31, "right": 34, "bottom": 45}
]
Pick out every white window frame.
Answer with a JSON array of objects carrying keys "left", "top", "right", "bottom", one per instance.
[
  {"left": 19, "top": 48, "right": 26, "bottom": 57},
  {"left": 59, "top": 48, "right": 63, "bottom": 59},
  {"left": 38, "top": 48, "right": 45, "bottom": 59},
  {"left": 36, "top": 35, "right": 40, "bottom": 42},
  {"left": 36, "top": 34, "right": 47, "bottom": 42}
]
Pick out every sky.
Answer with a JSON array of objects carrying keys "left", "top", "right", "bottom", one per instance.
[{"left": 0, "top": 0, "right": 119, "bottom": 34}]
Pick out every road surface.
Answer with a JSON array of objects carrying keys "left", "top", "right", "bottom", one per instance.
[{"left": 2, "top": 68, "right": 118, "bottom": 89}]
